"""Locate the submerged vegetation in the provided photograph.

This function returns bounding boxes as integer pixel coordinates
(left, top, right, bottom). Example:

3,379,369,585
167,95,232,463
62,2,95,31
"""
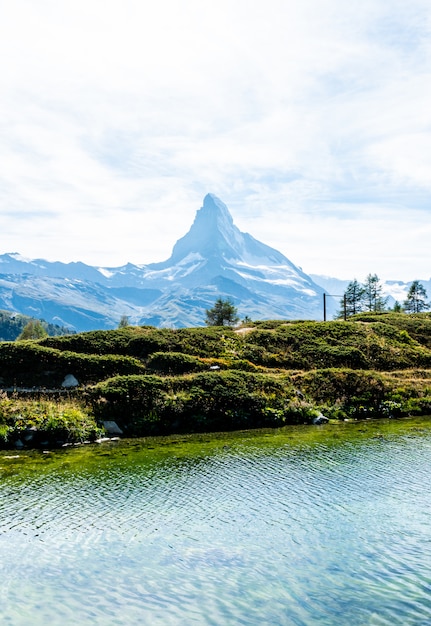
1,312,431,447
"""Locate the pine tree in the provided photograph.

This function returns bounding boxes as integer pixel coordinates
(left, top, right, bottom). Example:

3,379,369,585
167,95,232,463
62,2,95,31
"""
205,298,239,327
403,280,429,313
340,279,364,318
362,274,387,312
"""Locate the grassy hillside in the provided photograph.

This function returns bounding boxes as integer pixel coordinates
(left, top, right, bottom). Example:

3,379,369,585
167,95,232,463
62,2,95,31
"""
1,312,431,447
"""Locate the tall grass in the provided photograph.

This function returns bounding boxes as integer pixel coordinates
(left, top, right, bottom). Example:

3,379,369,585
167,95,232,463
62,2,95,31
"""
0,392,103,447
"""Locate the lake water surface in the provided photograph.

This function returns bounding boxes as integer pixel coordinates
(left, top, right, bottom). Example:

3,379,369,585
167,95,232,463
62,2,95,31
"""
1,418,431,625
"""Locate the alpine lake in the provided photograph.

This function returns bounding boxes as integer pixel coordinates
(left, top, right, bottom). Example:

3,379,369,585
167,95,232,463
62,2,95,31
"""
1,416,431,626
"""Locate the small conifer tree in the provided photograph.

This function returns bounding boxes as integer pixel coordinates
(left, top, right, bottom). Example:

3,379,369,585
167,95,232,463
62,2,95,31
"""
362,274,387,312
403,280,429,313
339,279,364,318
205,298,239,327
118,315,129,328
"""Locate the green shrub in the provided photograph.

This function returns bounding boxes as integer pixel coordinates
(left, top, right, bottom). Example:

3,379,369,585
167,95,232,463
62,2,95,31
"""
146,352,206,375
226,359,259,372
168,371,299,430
90,375,170,436
41,328,134,355
293,368,388,417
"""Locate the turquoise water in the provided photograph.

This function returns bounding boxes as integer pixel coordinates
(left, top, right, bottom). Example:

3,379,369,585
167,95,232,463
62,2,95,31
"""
1,419,431,625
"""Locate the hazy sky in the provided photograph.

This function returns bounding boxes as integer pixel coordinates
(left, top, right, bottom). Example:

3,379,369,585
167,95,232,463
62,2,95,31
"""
1,0,431,281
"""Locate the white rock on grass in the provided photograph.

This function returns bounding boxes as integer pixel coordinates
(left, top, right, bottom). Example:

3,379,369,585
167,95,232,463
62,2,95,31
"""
61,374,79,388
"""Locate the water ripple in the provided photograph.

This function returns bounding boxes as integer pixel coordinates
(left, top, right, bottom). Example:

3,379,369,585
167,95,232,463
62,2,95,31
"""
1,425,431,624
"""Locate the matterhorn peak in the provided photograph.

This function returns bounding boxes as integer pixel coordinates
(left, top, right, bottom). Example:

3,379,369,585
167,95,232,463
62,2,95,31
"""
164,193,241,264
200,193,234,224
161,193,294,268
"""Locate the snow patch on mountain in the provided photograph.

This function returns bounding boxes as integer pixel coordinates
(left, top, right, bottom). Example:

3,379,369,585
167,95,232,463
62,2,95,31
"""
98,268,115,278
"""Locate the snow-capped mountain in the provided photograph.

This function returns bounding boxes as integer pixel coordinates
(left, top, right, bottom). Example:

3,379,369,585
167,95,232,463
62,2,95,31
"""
0,194,333,330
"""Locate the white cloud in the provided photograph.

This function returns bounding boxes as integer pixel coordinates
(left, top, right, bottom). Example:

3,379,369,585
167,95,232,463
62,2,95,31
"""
0,0,430,281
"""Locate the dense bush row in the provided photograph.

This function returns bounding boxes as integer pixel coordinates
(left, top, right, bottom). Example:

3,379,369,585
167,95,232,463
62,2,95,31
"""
89,371,314,436
38,314,431,373
88,366,431,437
41,326,239,359
240,319,431,370
0,342,145,387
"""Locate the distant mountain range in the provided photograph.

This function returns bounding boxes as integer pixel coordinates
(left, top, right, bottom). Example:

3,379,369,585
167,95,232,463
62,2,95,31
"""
0,194,428,331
